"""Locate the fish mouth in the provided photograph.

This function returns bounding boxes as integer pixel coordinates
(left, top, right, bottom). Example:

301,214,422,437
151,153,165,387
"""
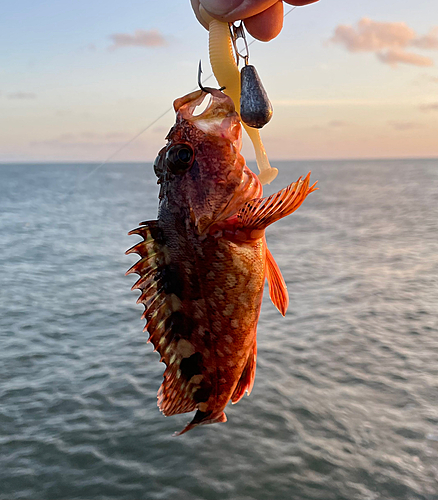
173,89,240,142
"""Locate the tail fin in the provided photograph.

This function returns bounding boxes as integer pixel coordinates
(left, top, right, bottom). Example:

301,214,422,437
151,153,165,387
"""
174,410,227,436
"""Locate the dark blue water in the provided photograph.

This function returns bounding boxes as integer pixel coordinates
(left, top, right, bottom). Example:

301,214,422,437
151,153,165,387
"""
1,159,437,500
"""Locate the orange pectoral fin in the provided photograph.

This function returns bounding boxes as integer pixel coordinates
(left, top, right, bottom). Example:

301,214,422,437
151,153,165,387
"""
266,247,289,316
231,342,257,404
238,172,317,231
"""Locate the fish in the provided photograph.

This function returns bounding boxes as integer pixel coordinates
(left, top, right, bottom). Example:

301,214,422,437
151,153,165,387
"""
126,87,317,435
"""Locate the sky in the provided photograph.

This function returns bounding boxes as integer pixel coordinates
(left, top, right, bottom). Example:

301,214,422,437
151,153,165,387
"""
1,0,438,162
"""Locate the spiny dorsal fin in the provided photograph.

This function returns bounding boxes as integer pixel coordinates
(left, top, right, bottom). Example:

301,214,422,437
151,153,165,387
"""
126,220,171,348
237,172,317,231
231,341,257,404
265,247,289,316
127,220,203,418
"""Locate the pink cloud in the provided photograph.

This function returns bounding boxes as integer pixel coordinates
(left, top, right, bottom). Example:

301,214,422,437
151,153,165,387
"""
330,18,437,67
412,28,438,49
377,49,433,67
388,121,422,131
328,120,348,127
412,74,438,86
419,103,438,112
8,92,37,99
108,29,167,50
331,18,416,52
30,131,132,149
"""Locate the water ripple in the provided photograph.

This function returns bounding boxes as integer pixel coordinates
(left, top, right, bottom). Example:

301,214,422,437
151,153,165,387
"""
1,161,437,499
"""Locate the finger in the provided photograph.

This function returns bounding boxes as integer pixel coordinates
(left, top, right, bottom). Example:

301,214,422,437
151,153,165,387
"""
191,0,209,30
200,0,278,23
243,1,284,42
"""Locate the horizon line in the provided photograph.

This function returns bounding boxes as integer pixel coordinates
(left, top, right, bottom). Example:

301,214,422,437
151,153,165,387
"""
1,156,438,165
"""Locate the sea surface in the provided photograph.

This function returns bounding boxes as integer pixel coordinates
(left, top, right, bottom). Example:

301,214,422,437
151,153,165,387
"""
0,159,437,500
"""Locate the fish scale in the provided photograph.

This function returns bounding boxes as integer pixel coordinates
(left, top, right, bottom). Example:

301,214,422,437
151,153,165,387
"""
127,87,317,435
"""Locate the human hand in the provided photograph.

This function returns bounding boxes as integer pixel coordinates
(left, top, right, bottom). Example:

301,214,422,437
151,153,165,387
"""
191,0,320,42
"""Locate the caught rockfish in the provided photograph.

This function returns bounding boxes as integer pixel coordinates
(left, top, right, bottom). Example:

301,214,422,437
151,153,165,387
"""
126,88,317,435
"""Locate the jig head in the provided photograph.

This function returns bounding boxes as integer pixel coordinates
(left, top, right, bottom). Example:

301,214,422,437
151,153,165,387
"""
230,22,273,129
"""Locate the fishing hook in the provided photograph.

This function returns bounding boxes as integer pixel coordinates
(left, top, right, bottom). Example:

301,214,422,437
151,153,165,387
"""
198,60,225,93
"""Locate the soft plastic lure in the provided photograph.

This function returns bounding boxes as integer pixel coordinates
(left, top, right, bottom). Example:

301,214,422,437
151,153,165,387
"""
200,7,278,185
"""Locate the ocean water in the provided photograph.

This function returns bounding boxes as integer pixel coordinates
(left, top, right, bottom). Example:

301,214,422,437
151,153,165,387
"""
0,159,437,500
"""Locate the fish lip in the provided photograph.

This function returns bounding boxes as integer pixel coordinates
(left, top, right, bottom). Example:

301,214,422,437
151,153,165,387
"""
173,89,239,137
173,88,234,116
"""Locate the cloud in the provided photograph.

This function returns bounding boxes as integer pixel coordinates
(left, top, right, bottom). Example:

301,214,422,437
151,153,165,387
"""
412,28,438,49
419,74,438,84
377,50,433,67
108,29,167,50
103,132,131,140
7,92,37,99
411,73,438,86
30,131,132,149
328,120,348,127
330,18,437,67
331,18,415,52
307,121,352,132
419,103,438,112
272,98,392,106
388,121,422,130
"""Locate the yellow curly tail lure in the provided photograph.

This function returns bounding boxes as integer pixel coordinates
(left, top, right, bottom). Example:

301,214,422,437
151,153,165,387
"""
200,7,278,185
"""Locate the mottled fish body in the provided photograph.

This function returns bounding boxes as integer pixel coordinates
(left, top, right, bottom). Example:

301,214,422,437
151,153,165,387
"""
127,88,316,434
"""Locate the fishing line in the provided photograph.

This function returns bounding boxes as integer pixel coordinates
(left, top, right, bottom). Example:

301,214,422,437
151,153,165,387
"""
64,106,174,199
67,6,297,196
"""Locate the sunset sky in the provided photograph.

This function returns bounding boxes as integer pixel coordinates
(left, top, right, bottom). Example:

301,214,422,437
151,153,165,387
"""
1,0,438,162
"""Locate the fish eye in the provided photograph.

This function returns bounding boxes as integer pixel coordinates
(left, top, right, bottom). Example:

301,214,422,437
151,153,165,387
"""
165,144,194,175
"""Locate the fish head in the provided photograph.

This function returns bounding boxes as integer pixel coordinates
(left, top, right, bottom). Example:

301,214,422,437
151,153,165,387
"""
154,88,262,234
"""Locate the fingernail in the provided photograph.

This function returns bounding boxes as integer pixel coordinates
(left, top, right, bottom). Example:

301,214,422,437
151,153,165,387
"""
200,0,244,16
